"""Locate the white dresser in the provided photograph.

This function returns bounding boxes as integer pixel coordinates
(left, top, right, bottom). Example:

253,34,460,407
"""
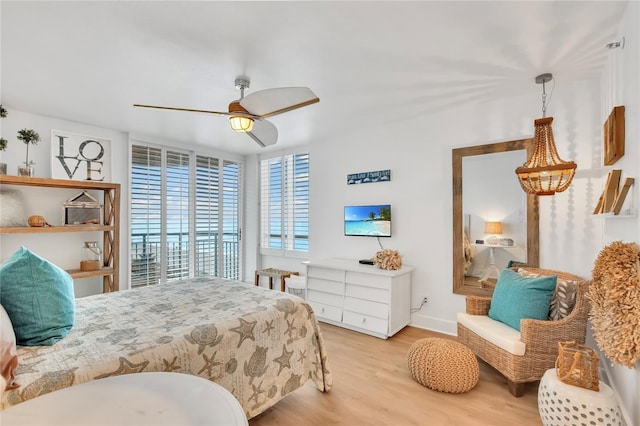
304,258,413,339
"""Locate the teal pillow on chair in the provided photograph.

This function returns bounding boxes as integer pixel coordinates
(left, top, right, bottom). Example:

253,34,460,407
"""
488,268,556,331
0,247,75,346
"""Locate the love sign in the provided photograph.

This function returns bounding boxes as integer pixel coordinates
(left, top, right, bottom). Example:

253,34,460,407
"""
51,130,111,181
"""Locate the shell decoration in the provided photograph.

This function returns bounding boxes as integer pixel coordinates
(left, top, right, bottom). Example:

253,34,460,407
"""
374,249,402,270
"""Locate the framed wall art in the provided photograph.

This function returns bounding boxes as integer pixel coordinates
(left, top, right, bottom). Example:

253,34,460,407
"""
347,169,391,185
603,105,625,166
51,130,111,181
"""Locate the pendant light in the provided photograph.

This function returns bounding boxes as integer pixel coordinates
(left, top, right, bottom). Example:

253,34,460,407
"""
516,73,577,196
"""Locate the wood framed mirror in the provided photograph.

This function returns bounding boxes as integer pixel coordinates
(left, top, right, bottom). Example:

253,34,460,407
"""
452,138,539,296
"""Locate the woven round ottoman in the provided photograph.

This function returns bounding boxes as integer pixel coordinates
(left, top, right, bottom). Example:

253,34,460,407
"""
407,337,479,393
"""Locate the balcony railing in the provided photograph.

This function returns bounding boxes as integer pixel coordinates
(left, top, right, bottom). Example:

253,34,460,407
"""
131,232,239,287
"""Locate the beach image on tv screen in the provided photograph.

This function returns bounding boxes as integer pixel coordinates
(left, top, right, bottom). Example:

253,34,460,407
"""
344,204,391,237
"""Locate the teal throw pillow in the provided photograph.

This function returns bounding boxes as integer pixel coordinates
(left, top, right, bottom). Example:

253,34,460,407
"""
0,247,75,346
488,268,556,331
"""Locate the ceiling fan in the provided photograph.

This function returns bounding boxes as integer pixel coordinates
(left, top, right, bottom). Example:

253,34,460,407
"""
134,77,319,147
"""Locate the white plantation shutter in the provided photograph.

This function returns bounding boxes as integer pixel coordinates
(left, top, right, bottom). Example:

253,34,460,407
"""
131,144,242,286
222,160,241,279
261,157,283,250
260,153,309,255
165,150,190,281
195,155,219,277
290,154,309,251
130,145,162,287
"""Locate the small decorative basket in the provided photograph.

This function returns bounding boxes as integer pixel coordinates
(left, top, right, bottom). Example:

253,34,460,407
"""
555,341,599,391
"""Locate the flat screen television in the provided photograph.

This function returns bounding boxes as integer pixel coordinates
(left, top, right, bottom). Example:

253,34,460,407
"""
344,204,391,237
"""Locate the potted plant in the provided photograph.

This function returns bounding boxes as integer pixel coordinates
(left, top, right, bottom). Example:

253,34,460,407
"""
17,128,40,177
0,105,7,174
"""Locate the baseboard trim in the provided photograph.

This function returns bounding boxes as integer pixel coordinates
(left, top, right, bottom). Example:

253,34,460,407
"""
409,313,456,336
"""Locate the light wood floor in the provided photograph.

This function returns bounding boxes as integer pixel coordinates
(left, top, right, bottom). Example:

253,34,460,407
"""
250,324,542,426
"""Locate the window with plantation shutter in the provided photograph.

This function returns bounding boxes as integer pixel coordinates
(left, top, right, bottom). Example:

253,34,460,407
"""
222,160,241,278
195,155,220,278
165,150,190,281
260,153,309,255
131,144,242,287
131,145,162,287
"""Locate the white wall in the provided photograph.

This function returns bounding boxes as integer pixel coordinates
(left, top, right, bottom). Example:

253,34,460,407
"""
310,75,604,331
596,2,639,425
0,109,129,297
307,4,638,423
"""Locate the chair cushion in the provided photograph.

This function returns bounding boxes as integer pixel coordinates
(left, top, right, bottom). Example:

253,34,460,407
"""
457,312,526,356
488,268,556,331
0,247,75,346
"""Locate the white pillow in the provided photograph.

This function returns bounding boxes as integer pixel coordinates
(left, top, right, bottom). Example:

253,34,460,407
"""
0,190,27,227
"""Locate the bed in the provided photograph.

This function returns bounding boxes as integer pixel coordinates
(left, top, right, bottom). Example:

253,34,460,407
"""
1,276,332,419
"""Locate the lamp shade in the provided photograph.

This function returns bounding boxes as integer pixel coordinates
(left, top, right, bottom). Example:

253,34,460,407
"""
516,117,577,196
484,221,502,235
228,99,254,132
229,116,254,132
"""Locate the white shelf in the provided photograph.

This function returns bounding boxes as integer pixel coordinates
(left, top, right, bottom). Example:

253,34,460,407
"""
592,209,637,219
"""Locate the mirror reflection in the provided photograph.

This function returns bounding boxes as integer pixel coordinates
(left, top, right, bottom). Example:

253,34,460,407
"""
453,139,539,297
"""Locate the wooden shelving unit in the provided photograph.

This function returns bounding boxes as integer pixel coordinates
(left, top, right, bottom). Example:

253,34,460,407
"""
0,225,114,234
0,175,120,292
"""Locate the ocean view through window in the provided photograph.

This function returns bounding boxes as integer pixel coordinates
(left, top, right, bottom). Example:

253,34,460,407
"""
131,144,242,287
260,152,309,256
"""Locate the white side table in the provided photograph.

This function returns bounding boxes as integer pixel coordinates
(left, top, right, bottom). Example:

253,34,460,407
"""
538,369,622,426
1,372,248,426
471,244,518,282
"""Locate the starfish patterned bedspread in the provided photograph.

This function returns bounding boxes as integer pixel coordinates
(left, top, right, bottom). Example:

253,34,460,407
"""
1,277,333,418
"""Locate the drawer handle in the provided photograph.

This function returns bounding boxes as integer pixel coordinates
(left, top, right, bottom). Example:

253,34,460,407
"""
361,318,366,323
321,307,325,313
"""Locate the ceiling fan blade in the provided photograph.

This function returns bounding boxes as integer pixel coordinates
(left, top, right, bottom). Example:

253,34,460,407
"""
133,103,236,117
247,119,278,147
240,87,319,118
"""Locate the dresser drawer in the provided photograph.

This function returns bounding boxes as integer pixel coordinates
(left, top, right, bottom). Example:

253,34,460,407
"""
308,300,342,322
307,289,342,307
345,284,388,304
343,296,388,319
307,277,343,295
345,271,390,289
308,266,344,282
343,311,388,335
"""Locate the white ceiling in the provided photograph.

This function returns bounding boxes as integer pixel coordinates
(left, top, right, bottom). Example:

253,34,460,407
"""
0,1,629,155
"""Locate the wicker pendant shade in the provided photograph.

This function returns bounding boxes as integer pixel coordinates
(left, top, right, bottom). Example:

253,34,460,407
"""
516,74,577,196
516,117,576,195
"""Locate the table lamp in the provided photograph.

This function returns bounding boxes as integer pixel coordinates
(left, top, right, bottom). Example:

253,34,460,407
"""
484,221,502,245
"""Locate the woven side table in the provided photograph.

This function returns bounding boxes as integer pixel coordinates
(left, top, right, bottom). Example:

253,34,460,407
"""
538,369,622,426
407,337,479,393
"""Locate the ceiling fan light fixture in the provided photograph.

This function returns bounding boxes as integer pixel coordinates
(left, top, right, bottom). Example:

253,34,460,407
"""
228,99,254,132
229,115,254,132
516,73,577,196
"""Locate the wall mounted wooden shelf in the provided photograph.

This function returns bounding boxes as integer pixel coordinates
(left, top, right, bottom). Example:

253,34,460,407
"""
0,175,120,292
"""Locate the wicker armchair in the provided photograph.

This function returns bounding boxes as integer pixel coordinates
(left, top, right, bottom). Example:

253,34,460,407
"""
457,268,590,397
